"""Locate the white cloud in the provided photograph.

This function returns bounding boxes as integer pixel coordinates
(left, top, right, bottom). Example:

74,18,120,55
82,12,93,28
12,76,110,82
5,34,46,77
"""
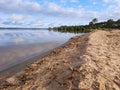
70,0,78,3
103,0,110,3
9,14,31,22
0,18,2,23
31,19,43,25
0,0,120,27
93,1,97,5
60,0,78,3
0,0,41,14
43,2,83,19
60,0,67,4
2,14,31,26
101,0,120,20
103,0,120,5
0,0,83,19
1,0,119,21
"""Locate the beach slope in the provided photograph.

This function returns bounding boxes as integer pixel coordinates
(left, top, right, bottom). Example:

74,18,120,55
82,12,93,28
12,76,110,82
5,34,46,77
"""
0,30,120,90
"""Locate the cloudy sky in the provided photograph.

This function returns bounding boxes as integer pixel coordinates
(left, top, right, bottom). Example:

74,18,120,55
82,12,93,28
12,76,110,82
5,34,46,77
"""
0,0,120,28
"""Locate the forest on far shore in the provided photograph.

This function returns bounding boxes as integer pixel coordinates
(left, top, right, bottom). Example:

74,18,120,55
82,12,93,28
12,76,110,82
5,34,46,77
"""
48,18,120,33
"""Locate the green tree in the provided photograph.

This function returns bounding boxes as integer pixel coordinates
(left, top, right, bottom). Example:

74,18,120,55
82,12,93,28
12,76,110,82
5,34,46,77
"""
116,19,120,23
89,18,98,29
92,18,98,24
106,19,114,28
107,19,114,23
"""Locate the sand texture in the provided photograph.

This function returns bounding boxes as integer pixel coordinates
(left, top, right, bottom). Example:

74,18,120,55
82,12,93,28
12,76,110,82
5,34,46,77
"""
0,30,120,90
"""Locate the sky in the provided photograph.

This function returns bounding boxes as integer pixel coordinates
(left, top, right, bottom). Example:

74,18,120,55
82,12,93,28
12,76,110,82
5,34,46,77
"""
0,0,120,28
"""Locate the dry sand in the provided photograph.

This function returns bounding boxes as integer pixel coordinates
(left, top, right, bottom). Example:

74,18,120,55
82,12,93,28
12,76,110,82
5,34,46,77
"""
0,30,120,90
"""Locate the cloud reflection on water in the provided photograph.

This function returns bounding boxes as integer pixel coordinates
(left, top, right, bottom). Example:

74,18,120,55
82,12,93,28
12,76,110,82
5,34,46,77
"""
0,30,78,46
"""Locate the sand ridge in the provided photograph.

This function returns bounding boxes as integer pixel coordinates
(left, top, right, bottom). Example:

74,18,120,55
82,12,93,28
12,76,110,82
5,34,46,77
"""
0,30,120,90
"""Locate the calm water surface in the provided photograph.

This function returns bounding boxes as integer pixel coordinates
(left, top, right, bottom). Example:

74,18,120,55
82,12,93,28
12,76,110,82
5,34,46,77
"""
0,29,80,71
0,30,78,46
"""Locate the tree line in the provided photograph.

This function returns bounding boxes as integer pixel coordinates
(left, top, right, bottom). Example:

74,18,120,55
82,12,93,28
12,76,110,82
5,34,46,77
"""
48,18,120,33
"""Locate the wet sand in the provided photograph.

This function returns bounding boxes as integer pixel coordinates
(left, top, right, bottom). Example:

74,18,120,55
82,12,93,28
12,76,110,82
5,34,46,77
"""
0,41,69,82
0,41,66,72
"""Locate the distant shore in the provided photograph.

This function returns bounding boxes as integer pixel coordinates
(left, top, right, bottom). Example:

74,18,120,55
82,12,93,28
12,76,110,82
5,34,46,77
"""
0,30,120,90
0,27,48,30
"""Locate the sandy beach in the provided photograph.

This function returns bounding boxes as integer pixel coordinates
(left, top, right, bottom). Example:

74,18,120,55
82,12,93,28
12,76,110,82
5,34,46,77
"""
0,30,120,90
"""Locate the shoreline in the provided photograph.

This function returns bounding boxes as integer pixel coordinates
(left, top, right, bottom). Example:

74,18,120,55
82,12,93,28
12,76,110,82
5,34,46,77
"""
0,30,120,90
0,41,67,72
0,39,73,81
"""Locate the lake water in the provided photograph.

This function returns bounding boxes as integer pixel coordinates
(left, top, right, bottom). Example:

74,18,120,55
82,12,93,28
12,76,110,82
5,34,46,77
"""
0,30,78,46
0,29,80,71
